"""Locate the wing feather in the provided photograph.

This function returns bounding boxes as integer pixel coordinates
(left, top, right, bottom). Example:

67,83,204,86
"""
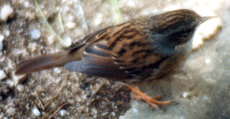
65,21,167,80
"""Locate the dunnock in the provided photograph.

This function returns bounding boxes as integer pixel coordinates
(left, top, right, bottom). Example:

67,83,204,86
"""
15,9,212,109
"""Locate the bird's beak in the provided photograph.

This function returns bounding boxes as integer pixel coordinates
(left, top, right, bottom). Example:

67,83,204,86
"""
201,16,216,23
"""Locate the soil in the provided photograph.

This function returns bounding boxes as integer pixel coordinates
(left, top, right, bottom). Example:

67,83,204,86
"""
0,0,137,118
1,0,228,119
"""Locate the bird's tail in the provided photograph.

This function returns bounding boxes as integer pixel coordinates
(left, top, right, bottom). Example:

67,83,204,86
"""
15,51,71,75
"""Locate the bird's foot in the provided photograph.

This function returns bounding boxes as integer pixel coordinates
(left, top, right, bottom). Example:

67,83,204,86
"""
127,86,173,110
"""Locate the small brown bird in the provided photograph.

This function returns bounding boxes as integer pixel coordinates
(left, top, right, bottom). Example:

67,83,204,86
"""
15,9,212,109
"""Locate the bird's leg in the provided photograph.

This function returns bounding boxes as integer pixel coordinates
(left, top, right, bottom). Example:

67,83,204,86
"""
127,86,173,110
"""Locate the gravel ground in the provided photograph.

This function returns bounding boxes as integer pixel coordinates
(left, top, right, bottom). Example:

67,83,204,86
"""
0,0,229,119
1,0,131,118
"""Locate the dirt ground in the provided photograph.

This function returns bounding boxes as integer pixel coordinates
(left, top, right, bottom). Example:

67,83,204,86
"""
1,0,229,119
0,0,134,118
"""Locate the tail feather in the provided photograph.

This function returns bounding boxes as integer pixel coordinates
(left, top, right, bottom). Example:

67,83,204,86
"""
15,51,71,75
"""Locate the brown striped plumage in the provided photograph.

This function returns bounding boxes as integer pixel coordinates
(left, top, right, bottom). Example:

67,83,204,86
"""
15,9,210,85
15,9,213,109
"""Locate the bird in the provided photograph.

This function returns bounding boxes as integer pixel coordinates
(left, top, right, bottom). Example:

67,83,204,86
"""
15,9,212,109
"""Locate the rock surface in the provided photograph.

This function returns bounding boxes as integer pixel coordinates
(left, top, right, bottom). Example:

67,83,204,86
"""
0,0,229,119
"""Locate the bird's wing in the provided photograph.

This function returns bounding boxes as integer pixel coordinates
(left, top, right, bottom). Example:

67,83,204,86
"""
64,21,167,79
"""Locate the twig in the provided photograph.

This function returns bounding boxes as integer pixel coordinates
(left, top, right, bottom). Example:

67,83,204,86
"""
34,91,45,110
34,0,68,47
44,71,69,108
77,0,89,33
42,102,67,119
48,102,67,119
109,0,123,23
87,79,106,106
58,10,64,32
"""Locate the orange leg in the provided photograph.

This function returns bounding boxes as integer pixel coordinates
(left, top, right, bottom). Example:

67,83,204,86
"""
127,86,173,110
